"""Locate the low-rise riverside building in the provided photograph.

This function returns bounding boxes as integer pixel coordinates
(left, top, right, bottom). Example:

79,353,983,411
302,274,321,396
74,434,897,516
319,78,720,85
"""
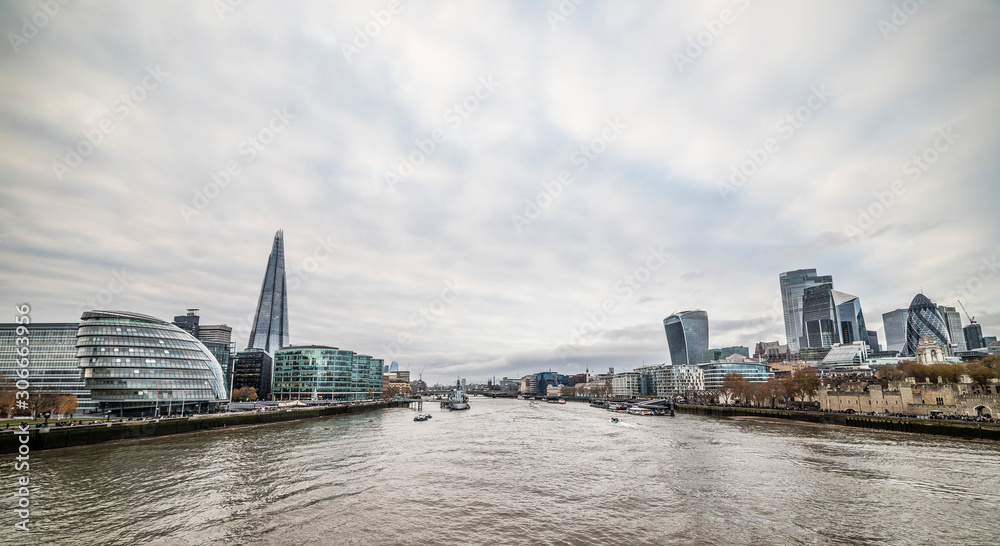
612,371,641,398
272,345,383,401
698,355,773,390
636,363,704,397
819,377,1000,417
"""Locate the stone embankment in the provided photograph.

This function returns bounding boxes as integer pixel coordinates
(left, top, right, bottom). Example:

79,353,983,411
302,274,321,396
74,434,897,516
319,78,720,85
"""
676,404,1000,441
0,401,394,454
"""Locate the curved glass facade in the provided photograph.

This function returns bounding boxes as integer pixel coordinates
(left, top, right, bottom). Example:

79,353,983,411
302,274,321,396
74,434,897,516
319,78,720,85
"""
77,310,228,415
904,294,951,357
663,310,709,365
698,362,773,390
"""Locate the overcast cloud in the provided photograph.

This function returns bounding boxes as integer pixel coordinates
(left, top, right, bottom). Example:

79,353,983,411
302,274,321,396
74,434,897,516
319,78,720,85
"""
1,1,998,385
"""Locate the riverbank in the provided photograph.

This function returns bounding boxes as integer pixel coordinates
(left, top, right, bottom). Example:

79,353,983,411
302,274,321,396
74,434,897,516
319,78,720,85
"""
0,400,396,454
676,404,1000,441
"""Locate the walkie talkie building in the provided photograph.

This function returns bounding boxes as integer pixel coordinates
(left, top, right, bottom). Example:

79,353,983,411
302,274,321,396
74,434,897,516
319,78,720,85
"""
663,310,709,366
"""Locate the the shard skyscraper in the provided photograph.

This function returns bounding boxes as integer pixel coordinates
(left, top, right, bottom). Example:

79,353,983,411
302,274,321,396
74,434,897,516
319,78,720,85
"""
248,230,290,354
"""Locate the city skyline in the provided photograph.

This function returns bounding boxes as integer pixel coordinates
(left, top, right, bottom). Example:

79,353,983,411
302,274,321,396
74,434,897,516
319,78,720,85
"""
2,2,999,385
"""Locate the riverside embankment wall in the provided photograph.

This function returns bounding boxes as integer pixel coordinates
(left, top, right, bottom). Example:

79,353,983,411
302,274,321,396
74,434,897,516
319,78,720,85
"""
1,401,394,454
676,404,1000,441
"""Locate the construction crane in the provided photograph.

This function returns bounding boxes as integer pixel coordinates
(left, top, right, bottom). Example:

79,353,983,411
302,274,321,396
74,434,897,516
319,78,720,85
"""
419,364,426,381
958,300,976,324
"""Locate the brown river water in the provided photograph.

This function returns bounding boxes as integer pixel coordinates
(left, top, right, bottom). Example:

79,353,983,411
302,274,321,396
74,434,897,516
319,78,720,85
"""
3,397,999,545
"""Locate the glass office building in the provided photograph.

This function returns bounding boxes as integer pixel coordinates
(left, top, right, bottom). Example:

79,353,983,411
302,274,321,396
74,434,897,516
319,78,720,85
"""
272,346,384,401
882,308,908,353
779,269,833,353
698,361,773,390
0,322,95,411
904,294,951,357
663,310,709,365
802,284,839,349
937,305,966,353
636,364,704,397
248,230,290,354
964,323,985,351
76,311,228,415
802,285,869,350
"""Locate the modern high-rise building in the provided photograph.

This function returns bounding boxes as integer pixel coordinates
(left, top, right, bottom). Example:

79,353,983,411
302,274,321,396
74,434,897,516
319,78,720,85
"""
0,322,95,411
248,230,290,354
866,330,881,353
779,269,833,352
937,305,966,353
801,284,838,349
76,310,228,416
801,284,869,350
882,309,908,353
964,323,985,350
904,294,951,357
663,310,709,365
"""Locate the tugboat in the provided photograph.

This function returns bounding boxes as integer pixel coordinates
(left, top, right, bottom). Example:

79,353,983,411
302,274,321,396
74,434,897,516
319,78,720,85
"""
440,379,470,410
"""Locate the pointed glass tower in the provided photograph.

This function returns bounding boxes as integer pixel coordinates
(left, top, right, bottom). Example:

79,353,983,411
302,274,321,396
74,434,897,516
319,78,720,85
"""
248,230,290,354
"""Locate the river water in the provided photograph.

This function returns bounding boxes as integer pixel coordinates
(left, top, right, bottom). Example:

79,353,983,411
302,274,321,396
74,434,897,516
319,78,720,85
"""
4,398,1000,545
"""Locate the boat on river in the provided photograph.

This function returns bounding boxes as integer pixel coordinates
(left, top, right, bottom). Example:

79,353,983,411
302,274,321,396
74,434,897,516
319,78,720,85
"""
413,413,430,421
441,380,470,410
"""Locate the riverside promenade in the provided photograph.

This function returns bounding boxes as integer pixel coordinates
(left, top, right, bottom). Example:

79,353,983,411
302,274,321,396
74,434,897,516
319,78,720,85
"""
677,404,1000,441
0,400,398,454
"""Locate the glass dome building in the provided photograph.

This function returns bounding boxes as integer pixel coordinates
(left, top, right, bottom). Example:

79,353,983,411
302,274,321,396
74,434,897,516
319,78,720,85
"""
76,310,228,415
904,294,952,357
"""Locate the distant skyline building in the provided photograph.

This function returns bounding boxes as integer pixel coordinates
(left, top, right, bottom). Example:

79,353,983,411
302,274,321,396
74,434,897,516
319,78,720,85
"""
866,330,881,353
801,284,869,350
779,269,833,352
663,310,709,366
172,309,201,337
802,284,838,349
937,305,966,353
702,346,750,363
248,230,290,355
904,294,951,357
964,323,985,350
882,309,908,353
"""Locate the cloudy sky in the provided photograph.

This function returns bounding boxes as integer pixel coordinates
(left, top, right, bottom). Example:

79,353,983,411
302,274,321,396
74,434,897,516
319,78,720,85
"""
1,1,998,385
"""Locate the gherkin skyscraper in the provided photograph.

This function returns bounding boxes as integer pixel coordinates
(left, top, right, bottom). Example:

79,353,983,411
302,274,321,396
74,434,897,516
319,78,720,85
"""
248,230,290,354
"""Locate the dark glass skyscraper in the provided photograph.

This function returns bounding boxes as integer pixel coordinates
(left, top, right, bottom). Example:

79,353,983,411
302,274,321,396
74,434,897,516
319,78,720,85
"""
904,294,951,357
663,310,709,365
779,269,833,353
964,323,985,350
802,284,838,349
248,230,290,354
